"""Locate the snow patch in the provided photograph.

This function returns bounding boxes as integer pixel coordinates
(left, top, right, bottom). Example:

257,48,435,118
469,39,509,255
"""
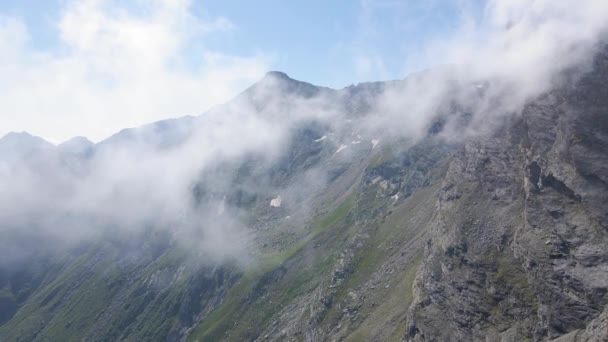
351,140,361,145
391,193,400,201
334,144,348,154
314,135,327,142
270,196,282,207
371,139,379,149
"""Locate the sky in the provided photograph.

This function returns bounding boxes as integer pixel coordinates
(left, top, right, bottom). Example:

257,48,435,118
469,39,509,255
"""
0,0,484,85
0,0,487,142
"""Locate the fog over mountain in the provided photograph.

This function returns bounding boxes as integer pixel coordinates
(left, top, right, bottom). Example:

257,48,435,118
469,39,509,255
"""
1,1,608,341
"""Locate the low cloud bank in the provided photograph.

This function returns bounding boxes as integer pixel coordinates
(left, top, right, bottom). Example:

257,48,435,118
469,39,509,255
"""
1,0,607,267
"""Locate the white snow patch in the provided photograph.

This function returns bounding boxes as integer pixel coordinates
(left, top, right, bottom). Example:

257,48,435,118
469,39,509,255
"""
391,193,400,201
334,144,348,154
314,135,327,142
475,83,484,89
371,139,379,149
270,196,282,207
285,216,291,220
351,140,361,145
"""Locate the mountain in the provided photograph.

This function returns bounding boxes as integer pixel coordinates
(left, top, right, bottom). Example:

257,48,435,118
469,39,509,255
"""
0,132,54,164
1,49,608,342
58,137,94,156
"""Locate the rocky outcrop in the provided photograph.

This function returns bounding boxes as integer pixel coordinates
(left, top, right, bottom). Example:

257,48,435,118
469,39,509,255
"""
406,48,608,341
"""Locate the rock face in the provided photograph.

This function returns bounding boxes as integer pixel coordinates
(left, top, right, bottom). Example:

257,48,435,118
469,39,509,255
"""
2,50,608,341
405,49,608,342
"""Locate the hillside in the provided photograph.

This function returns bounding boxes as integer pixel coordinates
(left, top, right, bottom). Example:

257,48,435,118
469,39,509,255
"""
1,47,608,342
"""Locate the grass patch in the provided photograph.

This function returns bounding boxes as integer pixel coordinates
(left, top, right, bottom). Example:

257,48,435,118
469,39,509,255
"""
188,195,356,341
370,148,394,167
345,251,423,342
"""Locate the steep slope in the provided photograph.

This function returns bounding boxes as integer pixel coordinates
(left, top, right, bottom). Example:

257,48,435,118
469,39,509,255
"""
406,47,608,342
0,71,378,341
1,49,608,342
184,49,608,341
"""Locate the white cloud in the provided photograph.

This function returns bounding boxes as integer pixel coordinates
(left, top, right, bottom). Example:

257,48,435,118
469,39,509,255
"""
356,0,608,143
1,0,608,267
0,0,269,142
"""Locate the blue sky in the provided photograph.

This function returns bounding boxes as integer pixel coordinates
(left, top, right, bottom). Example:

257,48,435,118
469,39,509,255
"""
0,0,503,142
0,0,484,88
0,0,606,144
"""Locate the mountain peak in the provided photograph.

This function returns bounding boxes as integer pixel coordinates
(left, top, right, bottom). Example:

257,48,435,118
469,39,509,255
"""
245,70,326,100
0,131,53,147
1,131,34,140
0,131,54,162
59,136,93,150
58,136,94,157
263,70,291,81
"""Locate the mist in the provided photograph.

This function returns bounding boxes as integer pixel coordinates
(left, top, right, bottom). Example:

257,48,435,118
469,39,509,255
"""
1,0,608,269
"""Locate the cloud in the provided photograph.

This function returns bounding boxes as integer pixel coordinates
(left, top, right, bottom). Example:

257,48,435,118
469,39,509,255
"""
354,0,608,143
1,0,608,269
444,0,608,82
0,0,269,142
0,72,344,267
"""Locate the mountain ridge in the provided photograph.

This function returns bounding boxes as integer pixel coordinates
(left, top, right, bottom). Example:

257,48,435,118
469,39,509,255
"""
1,47,608,341
0,69,424,147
